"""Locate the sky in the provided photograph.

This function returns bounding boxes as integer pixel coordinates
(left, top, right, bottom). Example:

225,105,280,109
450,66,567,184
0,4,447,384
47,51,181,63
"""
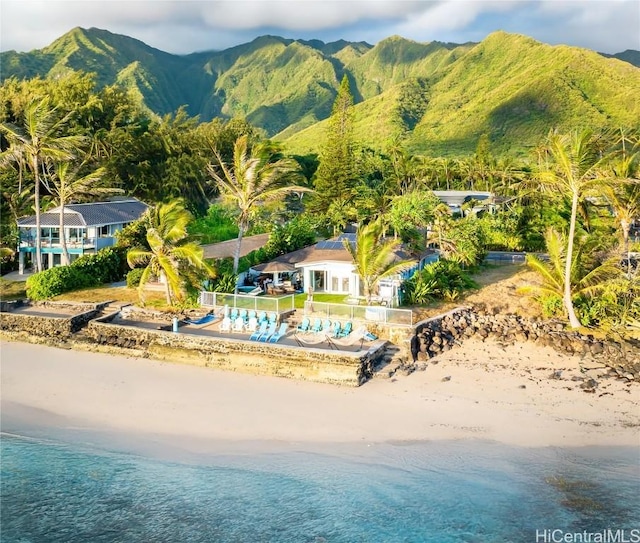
1,0,639,56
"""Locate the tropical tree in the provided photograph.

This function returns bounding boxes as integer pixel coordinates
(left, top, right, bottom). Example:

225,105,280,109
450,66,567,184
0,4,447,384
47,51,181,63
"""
343,220,414,303
206,134,310,275
534,129,611,328
601,138,640,276
521,228,621,321
0,97,85,272
126,200,215,305
46,160,118,265
311,75,357,215
388,190,440,243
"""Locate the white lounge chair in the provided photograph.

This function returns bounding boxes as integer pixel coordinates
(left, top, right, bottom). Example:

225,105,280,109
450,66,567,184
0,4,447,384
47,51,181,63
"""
233,316,245,332
219,317,232,332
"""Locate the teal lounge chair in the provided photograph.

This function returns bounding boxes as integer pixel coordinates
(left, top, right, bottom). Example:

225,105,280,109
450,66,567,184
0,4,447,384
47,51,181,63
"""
268,312,278,325
311,318,322,333
338,321,352,338
296,317,310,332
257,311,267,324
250,322,267,341
259,323,277,342
322,319,332,333
239,309,248,323
331,321,341,337
268,323,288,343
230,308,239,321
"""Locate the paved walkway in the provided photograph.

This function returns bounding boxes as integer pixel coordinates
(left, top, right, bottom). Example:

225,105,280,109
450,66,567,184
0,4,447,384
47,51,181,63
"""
2,270,33,281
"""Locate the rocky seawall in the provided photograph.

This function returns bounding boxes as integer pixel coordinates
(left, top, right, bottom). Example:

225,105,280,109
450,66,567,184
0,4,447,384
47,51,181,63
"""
406,307,640,383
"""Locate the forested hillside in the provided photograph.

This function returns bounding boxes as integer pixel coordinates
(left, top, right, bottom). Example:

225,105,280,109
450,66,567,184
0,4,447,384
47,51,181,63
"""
2,27,639,156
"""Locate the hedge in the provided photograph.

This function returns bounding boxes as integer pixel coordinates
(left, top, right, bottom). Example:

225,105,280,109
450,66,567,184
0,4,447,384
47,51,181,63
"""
26,247,129,300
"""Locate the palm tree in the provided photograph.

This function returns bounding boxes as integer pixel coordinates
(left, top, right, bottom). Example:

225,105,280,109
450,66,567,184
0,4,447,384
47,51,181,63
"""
0,97,85,272
206,134,310,275
343,220,414,304
535,129,611,328
521,228,621,318
126,200,215,306
47,160,119,265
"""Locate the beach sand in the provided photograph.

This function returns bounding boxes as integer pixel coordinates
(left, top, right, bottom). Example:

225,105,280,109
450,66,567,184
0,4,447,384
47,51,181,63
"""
1,339,639,452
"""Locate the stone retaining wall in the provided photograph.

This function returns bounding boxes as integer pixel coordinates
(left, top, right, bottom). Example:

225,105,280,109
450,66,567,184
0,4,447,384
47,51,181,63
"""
87,317,384,386
0,301,105,338
413,307,640,381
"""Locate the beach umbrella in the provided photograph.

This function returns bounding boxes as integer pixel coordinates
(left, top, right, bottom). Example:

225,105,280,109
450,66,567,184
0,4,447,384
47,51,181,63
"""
255,261,297,285
257,261,297,273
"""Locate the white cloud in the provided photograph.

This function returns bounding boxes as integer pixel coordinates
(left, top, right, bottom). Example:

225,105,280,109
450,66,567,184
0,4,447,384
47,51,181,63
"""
0,0,637,54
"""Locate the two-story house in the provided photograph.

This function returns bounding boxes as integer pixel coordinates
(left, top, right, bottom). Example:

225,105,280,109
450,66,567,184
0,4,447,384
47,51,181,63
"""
16,197,148,274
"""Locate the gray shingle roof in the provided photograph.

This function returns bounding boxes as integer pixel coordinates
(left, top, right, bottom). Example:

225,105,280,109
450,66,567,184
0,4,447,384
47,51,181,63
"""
17,198,148,228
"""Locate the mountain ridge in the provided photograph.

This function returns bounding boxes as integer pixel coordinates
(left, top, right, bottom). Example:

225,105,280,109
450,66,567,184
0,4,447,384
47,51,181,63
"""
1,27,638,156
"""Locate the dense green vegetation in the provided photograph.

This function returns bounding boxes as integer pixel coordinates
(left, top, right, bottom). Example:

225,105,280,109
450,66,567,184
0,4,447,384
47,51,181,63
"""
1,36,639,337
26,246,128,300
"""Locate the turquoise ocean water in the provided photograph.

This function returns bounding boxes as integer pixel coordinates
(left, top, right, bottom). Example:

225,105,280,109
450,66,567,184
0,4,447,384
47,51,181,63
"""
1,433,638,543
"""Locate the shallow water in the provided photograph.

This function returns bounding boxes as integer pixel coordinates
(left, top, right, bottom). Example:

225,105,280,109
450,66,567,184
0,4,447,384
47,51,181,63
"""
1,433,639,543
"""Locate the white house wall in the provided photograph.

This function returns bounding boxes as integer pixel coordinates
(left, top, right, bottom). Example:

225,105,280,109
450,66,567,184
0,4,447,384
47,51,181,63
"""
300,263,359,296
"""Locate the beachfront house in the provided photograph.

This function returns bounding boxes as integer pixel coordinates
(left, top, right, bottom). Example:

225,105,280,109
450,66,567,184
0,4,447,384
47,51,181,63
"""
16,197,148,274
251,233,438,306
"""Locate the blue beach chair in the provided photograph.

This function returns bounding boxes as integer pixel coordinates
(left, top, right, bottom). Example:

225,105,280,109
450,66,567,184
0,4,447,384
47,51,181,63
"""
268,323,288,343
311,318,322,333
331,321,341,338
338,321,352,338
259,323,277,342
250,322,267,341
296,317,310,332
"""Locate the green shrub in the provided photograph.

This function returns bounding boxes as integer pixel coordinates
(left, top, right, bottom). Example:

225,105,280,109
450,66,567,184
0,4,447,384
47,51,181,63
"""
72,247,129,284
402,259,478,305
540,294,564,318
126,267,145,288
26,265,95,300
204,273,238,293
26,246,129,300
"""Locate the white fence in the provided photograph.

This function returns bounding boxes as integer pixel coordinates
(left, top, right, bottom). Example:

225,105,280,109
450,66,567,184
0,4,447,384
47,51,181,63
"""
199,292,295,314
303,301,413,326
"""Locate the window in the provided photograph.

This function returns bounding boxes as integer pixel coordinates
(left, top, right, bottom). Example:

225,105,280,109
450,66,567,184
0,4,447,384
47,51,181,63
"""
99,225,110,236
330,274,351,293
312,270,326,291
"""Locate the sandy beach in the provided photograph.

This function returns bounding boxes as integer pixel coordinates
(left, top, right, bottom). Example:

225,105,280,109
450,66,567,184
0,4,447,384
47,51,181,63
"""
1,339,639,452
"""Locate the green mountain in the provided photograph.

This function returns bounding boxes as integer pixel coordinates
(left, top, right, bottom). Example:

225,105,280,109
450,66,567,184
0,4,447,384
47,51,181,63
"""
2,27,639,157
285,32,640,157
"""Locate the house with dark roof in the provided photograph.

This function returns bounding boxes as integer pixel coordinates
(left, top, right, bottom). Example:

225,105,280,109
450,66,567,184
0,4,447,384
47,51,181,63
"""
251,233,438,306
432,191,493,216
16,197,148,274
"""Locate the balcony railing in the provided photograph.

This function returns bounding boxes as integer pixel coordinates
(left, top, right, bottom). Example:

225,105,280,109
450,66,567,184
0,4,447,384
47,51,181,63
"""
18,237,112,251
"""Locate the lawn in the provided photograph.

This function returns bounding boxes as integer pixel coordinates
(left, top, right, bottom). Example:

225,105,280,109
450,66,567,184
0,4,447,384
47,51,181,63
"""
293,292,348,309
53,284,168,307
0,278,27,301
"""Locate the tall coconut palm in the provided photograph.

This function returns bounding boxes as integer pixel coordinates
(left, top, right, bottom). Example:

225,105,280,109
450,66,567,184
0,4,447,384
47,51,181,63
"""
343,220,415,304
521,227,621,317
47,160,119,265
602,142,640,276
206,134,310,276
127,200,215,306
0,97,85,272
535,129,611,328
